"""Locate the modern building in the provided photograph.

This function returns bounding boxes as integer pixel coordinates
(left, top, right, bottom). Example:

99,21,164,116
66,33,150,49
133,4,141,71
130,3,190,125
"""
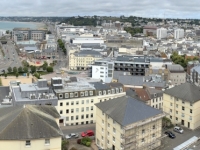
163,82,200,130
51,77,126,126
12,28,47,42
11,79,58,106
174,29,184,39
69,50,103,70
156,28,167,39
0,105,63,150
95,95,165,150
90,60,114,83
71,37,104,44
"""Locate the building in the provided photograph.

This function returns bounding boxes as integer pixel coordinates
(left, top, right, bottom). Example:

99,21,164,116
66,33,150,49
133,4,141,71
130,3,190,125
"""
90,61,114,83
51,77,126,126
0,105,63,150
163,82,200,129
167,64,186,85
174,29,184,39
95,95,165,150
156,28,167,39
189,64,200,86
69,50,103,70
134,86,163,109
143,26,157,36
11,79,58,106
12,28,47,42
71,37,104,44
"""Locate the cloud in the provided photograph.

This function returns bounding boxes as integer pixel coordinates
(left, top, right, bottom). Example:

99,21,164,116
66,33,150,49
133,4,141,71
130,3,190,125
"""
0,0,200,18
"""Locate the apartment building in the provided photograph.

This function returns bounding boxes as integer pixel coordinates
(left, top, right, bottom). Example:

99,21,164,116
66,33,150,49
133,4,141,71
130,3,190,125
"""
0,105,63,150
69,50,102,70
95,95,165,150
157,28,167,39
12,28,47,42
51,77,126,126
163,82,200,129
174,29,184,39
190,64,200,86
134,86,163,109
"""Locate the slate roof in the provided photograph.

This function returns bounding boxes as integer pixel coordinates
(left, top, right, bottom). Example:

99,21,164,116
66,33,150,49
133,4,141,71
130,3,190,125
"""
95,95,162,126
74,50,102,57
0,105,63,140
164,82,200,103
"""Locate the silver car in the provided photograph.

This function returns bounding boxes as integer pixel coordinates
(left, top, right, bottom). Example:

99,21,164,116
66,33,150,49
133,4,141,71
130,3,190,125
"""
174,126,184,133
65,133,79,139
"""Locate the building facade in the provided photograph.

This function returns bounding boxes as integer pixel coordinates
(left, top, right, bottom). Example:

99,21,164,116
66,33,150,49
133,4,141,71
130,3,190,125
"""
95,96,165,150
51,77,126,126
174,29,184,39
156,28,167,39
163,82,200,130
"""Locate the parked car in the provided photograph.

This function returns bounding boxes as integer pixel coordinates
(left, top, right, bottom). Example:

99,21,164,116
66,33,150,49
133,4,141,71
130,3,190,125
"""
81,130,94,137
165,131,176,139
65,133,79,139
174,126,184,134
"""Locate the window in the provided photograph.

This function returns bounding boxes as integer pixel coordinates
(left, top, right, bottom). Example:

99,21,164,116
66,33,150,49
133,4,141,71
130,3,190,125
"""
71,101,74,105
108,132,110,136
59,94,63,99
60,102,63,106
142,129,145,134
182,113,185,117
107,140,109,144
25,140,31,146
141,138,145,143
76,101,79,105
60,110,63,114
152,125,155,129
113,128,116,133
190,109,192,113
103,90,106,95
170,103,173,106
91,99,93,103
82,100,84,104
152,134,155,138
176,117,178,121
85,91,88,96
112,89,115,94
108,123,110,128
86,107,89,111
91,106,93,110
45,139,50,145
170,109,172,113
86,100,89,104
66,109,69,113
91,113,93,118
71,109,74,113
190,103,193,106
70,93,74,98
154,93,157,97
190,116,192,120
113,137,115,142
74,92,78,97
66,102,69,105
86,114,89,118
113,120,116,124
176,111,178,114
116,88,119,93
182,101,185,104
101,136,104,140
170,96,173,100
182,106,185,111
76,115,79,120
65,93,69,98
71,116,74,120
76,108,79,113
176,104,178,108
102,128,104,133
81,115,84,119
90,91,93,96
80,92,84,97
99,91,102,95
108,90,111,94
102,120,104,124
120,87,123,92
81,107,84,112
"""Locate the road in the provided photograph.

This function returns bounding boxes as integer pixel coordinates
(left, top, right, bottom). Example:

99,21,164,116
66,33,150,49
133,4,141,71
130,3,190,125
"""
0,39,22,72
61,124,95,135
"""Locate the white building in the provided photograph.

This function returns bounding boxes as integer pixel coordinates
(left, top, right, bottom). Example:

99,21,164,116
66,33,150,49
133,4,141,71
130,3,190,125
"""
71,38,104,44
174,29,184,39
156,28,167,39
91,61,114,83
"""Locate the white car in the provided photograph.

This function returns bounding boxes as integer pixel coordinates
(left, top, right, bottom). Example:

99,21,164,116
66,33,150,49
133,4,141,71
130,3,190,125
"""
174,126,184,134
65,133,79,139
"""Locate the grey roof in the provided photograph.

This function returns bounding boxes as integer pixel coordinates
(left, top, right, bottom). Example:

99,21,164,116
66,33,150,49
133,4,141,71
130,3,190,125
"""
191,65,200,74
91,82,110,90
95,95,162,126
74,50,102,57
0,105,62,140
24,46,38,51
164,82,200,103
0,86,9,102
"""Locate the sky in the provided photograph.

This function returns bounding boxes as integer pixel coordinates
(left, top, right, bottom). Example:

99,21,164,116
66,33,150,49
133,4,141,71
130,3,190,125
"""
1,0,200,19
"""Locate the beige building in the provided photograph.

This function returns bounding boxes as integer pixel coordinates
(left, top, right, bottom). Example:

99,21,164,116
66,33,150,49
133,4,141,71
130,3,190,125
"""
0,105,63,150
163,82,200,129
52,77,126,126
95,95,165,150
69,50,102,70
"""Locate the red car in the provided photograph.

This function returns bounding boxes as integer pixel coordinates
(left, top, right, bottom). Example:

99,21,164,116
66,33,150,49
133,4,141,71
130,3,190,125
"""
81,130,94,137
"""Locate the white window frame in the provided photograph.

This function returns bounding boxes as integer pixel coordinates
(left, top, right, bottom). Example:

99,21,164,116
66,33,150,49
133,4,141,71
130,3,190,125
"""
45,139,50,145
65,93,69,98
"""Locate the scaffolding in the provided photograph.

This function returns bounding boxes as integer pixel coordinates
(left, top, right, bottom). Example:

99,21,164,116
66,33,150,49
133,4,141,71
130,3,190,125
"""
121,113,166,150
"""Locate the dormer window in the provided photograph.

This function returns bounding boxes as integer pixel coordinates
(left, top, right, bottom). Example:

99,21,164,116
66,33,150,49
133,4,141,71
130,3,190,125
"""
103,90,106,95
99,91,102,95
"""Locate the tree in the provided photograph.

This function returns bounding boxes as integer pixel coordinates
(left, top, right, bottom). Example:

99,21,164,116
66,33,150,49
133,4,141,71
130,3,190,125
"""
162,117,172,128
18,66,23,73
47,31,52,34
34,72,40,79
61,140,69,150
42,65,47,71
30,66,36,73
7,67,12,73
13,67,17,73
15,72,19,78
4,73,7,79
27,72,30,78
23,66,28,73
6,30,9,34
47,66,53,72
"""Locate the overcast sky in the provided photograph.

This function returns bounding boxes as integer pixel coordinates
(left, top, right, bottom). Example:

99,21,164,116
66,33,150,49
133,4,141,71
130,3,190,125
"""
1,0,200,19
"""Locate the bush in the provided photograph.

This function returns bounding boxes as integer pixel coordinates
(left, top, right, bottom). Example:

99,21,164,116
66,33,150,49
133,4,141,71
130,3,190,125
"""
47,66,53,72
81,137,92,145
86,142,91,147
77,139,81,144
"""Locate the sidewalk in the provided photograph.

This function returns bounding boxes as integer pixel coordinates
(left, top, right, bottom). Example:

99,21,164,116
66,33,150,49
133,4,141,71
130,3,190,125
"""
91,140,98,150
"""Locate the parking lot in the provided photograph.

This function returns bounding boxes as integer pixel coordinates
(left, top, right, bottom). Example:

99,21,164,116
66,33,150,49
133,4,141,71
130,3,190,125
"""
159,126,200,150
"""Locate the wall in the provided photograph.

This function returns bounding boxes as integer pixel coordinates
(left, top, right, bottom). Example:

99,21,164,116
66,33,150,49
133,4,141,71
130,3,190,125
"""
0,137,61,150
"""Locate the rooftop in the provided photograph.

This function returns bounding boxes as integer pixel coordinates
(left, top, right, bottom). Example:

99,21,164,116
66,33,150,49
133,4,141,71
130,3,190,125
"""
95,95,163,126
